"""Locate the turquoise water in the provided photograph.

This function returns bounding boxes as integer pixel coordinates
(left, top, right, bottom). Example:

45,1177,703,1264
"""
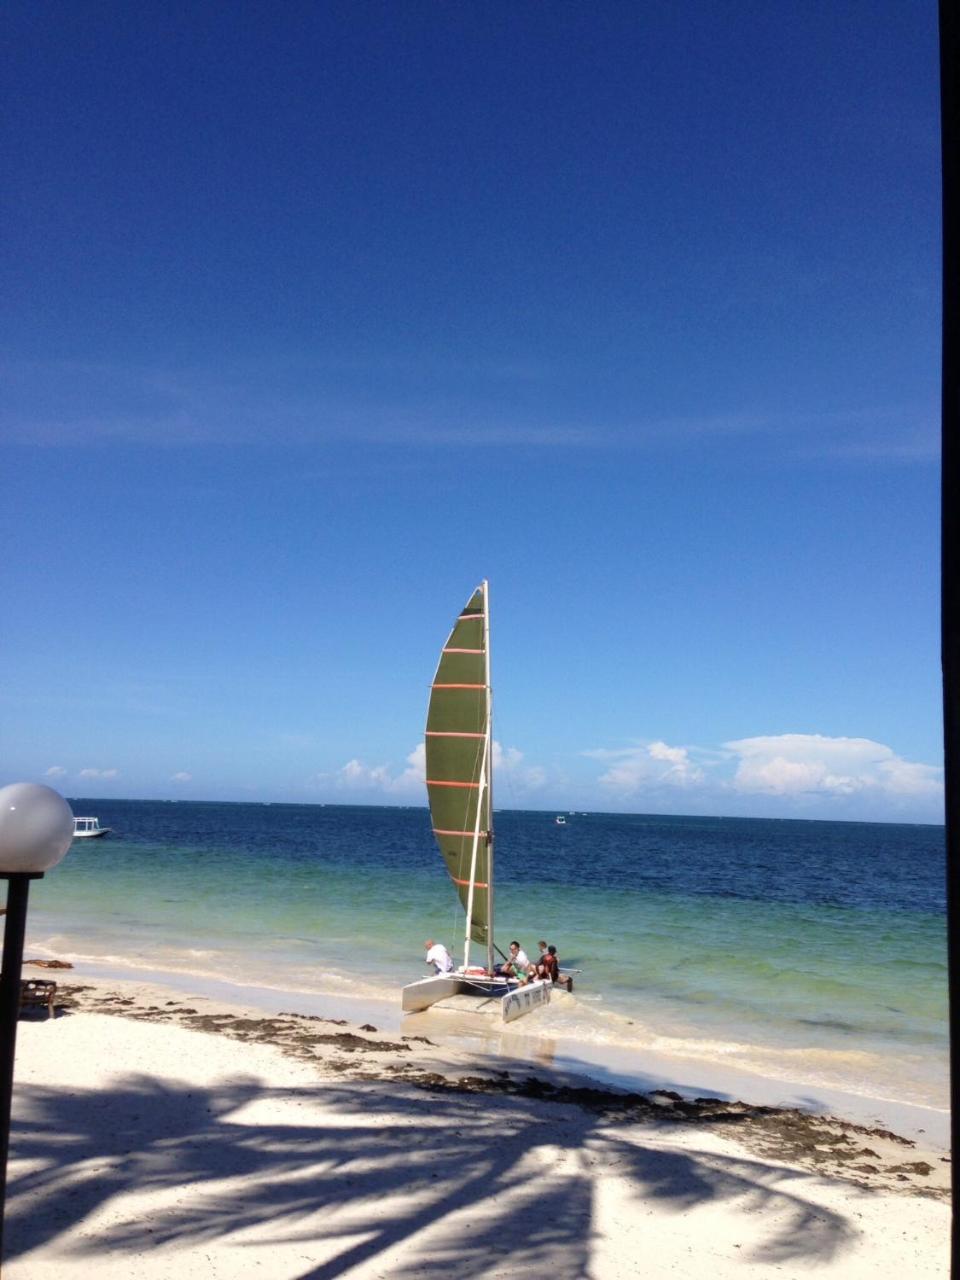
23,800,947,1107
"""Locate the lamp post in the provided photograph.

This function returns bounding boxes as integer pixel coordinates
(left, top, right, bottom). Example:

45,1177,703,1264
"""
0,783,74,1272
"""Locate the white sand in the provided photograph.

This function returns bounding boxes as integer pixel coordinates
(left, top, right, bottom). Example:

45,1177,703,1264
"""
2,976,950,1279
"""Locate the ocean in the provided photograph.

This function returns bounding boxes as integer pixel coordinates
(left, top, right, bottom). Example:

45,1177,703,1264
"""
23,799,947,1112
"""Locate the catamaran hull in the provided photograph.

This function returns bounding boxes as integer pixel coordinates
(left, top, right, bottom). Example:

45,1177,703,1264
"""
401,974,467,1012
401,975,551,1022
501,978,551,1022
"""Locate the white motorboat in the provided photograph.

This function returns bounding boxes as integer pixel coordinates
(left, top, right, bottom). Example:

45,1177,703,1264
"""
73,816,111,839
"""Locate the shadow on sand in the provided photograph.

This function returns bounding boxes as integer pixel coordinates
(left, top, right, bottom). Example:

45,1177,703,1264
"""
7,1068,859,1278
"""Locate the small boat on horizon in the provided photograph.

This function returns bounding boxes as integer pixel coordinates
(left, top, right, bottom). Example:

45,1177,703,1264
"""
73,816,111,839
555,814,566,825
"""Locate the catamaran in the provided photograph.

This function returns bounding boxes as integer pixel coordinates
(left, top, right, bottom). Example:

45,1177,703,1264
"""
401,581,551,1024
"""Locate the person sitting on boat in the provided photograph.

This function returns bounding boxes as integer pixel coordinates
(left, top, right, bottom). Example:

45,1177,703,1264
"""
542,944,573,990
536,948,559,982
424,940,454,974
532,940,555,980
499,940,529,978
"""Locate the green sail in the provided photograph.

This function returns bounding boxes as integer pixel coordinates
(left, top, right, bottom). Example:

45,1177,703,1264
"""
425,585,491,949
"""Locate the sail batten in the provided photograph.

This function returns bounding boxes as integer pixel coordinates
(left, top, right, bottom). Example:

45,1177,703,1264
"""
425,582,492,954
426,732,486,739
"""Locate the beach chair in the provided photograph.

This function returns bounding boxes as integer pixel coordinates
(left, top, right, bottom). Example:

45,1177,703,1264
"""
19,978,57,1019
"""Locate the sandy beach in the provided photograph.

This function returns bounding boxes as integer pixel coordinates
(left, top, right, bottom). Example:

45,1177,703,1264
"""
2,969,949,1279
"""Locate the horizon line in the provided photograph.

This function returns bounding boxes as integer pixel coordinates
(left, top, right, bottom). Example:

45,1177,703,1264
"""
61,794,946,829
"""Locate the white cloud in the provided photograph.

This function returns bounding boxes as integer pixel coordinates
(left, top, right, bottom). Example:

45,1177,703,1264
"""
876,756,944,797
316,739,545,799
327,752,420,794
332,744,425,795
393,743,427,790
588,741,706,794
491,740,546,791
44,765,67,778
582,732,942,819
725,734,943,802
335,758,394,790
170,771,192,783
78,767,119,780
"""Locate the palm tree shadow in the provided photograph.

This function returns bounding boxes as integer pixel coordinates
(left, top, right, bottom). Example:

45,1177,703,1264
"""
7,1071,857,1277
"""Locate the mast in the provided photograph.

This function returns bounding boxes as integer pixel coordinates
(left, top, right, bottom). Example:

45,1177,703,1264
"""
484,580,495,975
462,746,484,971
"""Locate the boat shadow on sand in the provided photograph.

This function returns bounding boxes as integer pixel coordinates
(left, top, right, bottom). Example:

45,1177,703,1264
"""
6,1065,875,1279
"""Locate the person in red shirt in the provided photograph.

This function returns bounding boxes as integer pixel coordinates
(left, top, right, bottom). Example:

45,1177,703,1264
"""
536,944,573,990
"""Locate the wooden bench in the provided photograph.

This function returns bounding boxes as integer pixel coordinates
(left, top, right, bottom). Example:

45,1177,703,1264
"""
20,978,57,1018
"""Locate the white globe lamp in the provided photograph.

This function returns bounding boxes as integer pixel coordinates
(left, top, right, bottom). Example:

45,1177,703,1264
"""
0,781,75,1264
0,783,74,874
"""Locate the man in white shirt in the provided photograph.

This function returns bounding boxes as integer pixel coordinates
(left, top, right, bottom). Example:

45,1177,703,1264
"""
502,940,529,977
424,939,454,974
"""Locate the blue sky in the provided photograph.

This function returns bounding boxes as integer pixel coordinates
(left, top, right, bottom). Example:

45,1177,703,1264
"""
1,3,942,822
